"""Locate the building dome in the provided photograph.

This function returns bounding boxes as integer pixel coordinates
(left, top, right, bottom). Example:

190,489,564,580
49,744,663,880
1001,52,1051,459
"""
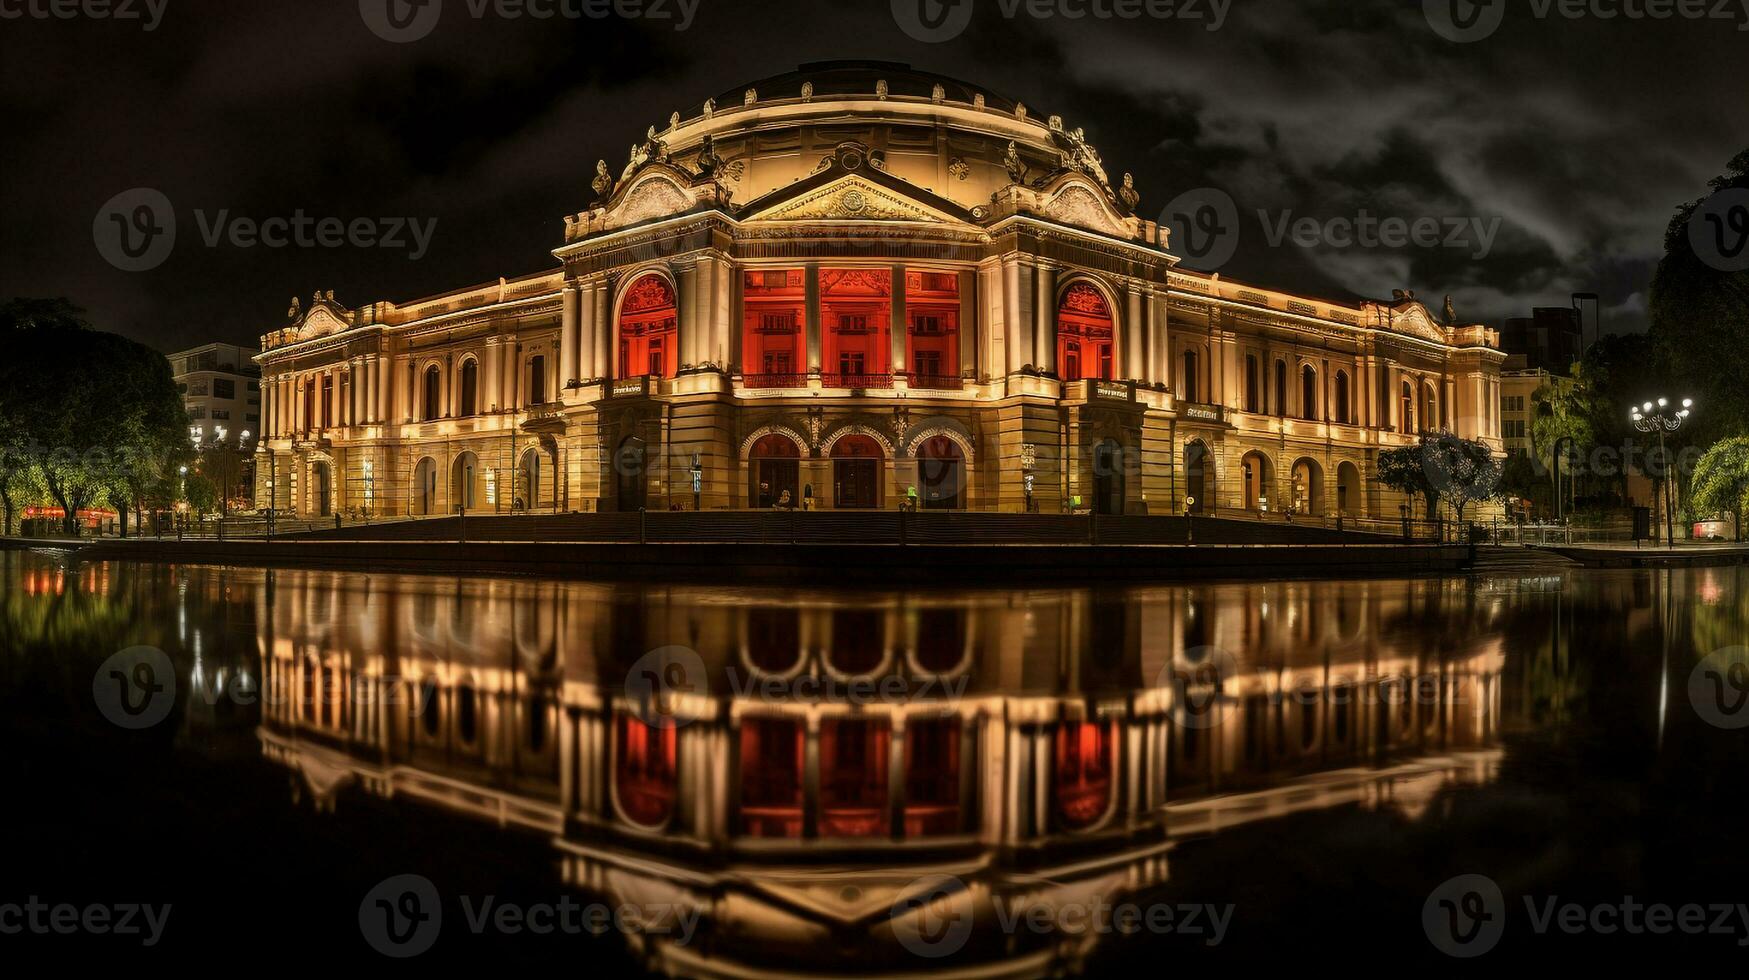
603,60,1120,219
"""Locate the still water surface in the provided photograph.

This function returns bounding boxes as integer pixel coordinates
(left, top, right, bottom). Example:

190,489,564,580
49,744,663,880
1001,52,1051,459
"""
4,551,1748,970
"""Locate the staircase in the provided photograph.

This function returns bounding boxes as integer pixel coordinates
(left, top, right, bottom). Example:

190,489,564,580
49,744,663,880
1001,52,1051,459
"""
1467,545,1581,575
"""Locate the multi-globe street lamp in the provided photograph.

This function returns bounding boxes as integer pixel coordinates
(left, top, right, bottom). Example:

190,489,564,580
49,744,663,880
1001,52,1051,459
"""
1631,397,1691,548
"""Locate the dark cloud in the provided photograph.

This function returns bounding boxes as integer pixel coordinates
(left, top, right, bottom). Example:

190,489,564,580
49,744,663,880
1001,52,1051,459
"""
0,0,1738,351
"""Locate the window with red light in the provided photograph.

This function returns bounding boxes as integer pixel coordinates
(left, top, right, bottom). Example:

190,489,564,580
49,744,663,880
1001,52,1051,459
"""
820,718,891,837
616,711,677,827
739,717,805,838
1054,719,1116,830
618,274,678,379
821,269,891,384
906,271,960,388
904,717,963,836
1057,283,1115,381
742,269,806,386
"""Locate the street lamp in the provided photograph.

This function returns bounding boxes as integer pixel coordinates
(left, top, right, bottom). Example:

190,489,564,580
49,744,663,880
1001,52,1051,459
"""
1631,397,1691,548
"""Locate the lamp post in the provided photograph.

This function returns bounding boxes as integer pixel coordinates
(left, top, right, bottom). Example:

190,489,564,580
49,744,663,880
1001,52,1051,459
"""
1631,397,1691,548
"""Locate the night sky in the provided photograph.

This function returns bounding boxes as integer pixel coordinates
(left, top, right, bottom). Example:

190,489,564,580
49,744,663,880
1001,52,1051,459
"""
2,0,1742,353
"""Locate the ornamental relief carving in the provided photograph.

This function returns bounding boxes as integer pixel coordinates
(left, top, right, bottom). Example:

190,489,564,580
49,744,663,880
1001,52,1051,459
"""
1041,184,1128,237
757,178,945,223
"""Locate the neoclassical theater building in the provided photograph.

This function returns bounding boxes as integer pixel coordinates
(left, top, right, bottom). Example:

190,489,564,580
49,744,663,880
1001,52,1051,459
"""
254,62,1504,519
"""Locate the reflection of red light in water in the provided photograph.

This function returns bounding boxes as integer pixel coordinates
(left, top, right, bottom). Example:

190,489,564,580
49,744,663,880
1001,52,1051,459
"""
904,717,962,836
820,718,891,837
739,717,804,837
616,712,677,826
1054,720,1115,829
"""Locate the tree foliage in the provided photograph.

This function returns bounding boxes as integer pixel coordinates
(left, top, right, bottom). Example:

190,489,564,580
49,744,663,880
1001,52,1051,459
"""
1691,435,1749,542
1377,431,1503,522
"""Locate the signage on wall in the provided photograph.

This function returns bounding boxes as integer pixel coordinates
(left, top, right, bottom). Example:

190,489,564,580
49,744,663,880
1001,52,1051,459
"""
611,376,649,399
1181,403,1222,422
1093,380,1132,402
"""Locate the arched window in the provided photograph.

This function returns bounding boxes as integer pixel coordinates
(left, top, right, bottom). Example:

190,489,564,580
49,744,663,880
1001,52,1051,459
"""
1245,355,1260,413
1274,360,1287,417
1334,371,1351,424
458,359,478,416
1181,349,1200,403
616,711,677,827
1054,719,1115,830
1301,364,1318,420
1423,383,1440,433
422,365,441,421
619,274,679,379
1401,381,1415,432
1057,283,1115,381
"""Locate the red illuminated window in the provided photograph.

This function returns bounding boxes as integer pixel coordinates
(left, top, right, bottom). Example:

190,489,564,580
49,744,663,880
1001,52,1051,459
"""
820,718,891,837
906,270,960,388
1054,719,1116,830
904,717,963,836
618,274,678,379
821,269,892,385
1057,283,1114,381
616,712,678,827
743,269,806,387
739,717,804,837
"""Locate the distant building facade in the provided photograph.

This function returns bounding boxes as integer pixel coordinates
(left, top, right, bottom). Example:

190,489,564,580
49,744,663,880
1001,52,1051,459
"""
170,342,261,446
1499,307,1582,376
254,63,1504,520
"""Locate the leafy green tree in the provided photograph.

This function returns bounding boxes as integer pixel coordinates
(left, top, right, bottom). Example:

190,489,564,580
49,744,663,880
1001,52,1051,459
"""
183,472,219,517
1690,436,1749,542
1649,149,1749,445
1377,444,1438,518
1378,431,1502,523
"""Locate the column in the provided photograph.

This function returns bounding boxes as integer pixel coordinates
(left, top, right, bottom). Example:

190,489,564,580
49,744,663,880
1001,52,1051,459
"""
1002,259,1021,375
560,285,580,386
594,287,611,382
1034,264,1057,375
890,263,908,378
678,265,699,369
712,256,732,370
1125,285,1144,381
576,283,596,382
503,342,519,408
376,356,390,423
804,263,822,374
1148,291,1168,388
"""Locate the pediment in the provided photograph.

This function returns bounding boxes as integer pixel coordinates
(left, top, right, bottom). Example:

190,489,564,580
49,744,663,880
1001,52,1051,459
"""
1381,302,1449,344
750,175,954,224
1035,176,1133,238
292,305,350,342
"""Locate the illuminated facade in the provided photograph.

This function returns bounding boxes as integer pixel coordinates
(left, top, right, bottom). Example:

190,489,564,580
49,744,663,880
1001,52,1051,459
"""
253,63,1504,519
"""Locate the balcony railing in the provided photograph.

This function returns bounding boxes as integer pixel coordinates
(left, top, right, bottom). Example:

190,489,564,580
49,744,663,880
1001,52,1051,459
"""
742,373,809,389
907,374,964,391
822,372,893,389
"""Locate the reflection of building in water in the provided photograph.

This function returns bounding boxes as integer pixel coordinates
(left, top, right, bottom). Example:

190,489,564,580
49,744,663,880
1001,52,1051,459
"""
253,571,1504,976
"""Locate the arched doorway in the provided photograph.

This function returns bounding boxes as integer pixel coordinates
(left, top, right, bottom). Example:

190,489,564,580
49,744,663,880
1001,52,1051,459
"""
1241,451,1273,512
422,364,442,421
1337,461,1362,516
412,457,437,515
749,433,800,508
1291,458,1324,516
1056,282,1115,380
518,448,542,511
1092,439,1125,515
831,434,882,509
451,451,480,512
311,461,332,517
616,436,647,511
916,435,965,510
1184,441,1209,514
618,274,679,379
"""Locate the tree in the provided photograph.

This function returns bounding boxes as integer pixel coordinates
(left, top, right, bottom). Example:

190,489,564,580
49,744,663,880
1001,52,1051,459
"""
1378,431,1503,523
1690,436,1749,542
1497,452,1546,521
1649,149,1749,445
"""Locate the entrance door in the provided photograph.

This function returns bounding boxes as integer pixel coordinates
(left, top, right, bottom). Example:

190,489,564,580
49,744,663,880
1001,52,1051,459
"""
1093,440,1125,516
313,462,332,517
917,435,964,510
1185,443,1207,514
831,434,883,509
616,436,647,512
